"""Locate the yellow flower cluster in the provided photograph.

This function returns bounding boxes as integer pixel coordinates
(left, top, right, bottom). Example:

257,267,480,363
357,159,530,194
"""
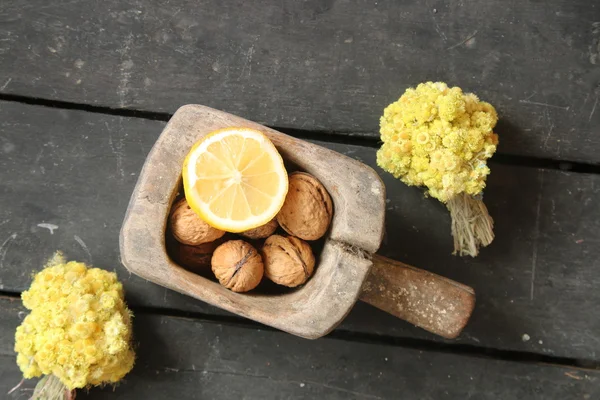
376,82,499,202
14,253,135,390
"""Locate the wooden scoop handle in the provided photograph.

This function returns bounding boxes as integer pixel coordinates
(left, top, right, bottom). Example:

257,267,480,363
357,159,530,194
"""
359,254,475,339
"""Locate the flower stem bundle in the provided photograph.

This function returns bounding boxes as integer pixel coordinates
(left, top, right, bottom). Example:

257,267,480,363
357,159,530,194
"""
377,82,499,257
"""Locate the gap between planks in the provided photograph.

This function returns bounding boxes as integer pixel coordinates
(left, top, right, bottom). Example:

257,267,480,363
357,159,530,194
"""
0,93,599,175
1,292,598,372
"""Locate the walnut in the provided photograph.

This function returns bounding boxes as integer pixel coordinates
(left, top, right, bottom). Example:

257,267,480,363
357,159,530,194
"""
170,237,225,272
211,240,264,292
261,235,315,287
276,172,333,241
169,198,225,245
239,219,279,239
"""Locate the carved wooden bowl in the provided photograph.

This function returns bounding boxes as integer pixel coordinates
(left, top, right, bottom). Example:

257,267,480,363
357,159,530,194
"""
120,104,385,339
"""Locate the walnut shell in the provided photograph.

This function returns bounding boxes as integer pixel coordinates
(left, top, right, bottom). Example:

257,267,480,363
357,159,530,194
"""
170,237,225,272
239,219,279,239
276,172,333,241
261,235,315,287
169,198,225,245
211,240,264,292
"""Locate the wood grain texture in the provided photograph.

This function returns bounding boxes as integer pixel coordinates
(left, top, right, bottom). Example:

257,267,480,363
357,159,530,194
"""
1,0,599,162
1,102,600,360
1,298,599,400
360,255,475,339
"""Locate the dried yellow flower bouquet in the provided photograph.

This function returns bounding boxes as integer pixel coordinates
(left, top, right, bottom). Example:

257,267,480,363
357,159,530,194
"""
12,252,135,399
377,82,499,257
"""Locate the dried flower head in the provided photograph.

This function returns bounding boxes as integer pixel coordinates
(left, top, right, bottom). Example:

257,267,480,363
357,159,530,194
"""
14,252,135,390
376,81,498,203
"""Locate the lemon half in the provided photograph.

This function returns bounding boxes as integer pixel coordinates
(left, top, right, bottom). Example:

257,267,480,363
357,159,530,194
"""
182,127,288,233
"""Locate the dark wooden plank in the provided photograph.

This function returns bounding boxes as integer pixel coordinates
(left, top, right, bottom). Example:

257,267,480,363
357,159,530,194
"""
1,0,599,162
1,101,600,361
1,298,598,400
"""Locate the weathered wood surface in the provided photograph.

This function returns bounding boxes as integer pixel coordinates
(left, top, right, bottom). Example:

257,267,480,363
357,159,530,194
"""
1,102,600,361
1,298,598,400
360,255,475,339
1,0,600,162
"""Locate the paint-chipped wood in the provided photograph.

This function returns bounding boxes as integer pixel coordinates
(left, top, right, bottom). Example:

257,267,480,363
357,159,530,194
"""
1,298,599,400
0,0,599,162
1,102,599,359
